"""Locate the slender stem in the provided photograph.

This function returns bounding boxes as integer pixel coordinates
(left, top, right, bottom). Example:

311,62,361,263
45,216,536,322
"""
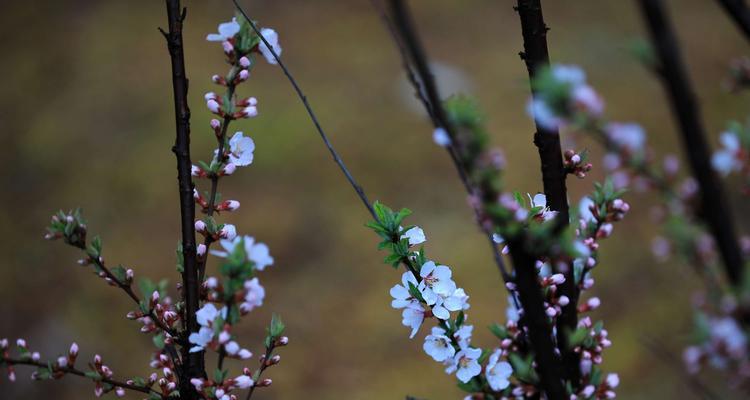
244,343,277,400
161,0,205,398
638,0,745,288
369,0,512,283
2,357,163,397
231,0,376,221
715,0,750,42
387,1,564,398
514,0,578,386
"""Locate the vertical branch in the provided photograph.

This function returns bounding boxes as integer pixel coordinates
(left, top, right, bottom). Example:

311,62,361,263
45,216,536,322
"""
369,0,512,282
387,1,565,398
638,0,745,287
715,0,750,42
161,0,205,397
515,0,579,386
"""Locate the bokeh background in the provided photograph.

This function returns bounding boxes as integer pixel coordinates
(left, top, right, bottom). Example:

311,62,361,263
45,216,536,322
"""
1,0,748,398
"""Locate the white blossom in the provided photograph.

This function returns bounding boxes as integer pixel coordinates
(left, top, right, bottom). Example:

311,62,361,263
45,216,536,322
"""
188,327,213,353
420,261,456,297
207,18,240,42
712,131,742,175
400,226,426,246
258,28,282,64
486,349,513,391
241,277,265,312
605,122,645,153
234,375,254,389
423,326,456,362
401,302,425,339
447,347,482,383
227,132,255,167
211,235,274,270
433,127,451,147
390,271,419,309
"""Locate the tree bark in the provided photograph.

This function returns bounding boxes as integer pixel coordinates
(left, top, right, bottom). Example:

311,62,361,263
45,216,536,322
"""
162,1,204,398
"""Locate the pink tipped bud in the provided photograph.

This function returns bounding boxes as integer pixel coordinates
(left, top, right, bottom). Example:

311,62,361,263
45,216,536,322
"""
558,295,570,306
8,370,16,382
545,307,557,317
69,343,79,356
238,349,252,360
221,200,240,211
259,378,272,387
151,291,160,303
57,356,68,368
222,163,237,176
115,387,125,397
194,220,207,233
234,375,254,389
94,354,102,365
268,354,281,365
550,274,565,285
204,92,217,101
190,378,203,390
277,336,289,346
242,106,258,118
16,339,26,348
239,56,251,68
238,69,250,81
570,154,581,164
149,373,158,384
126,269,134,281
31,352,41,361
0,338,8,349
215,388,225,398
210,118,221,130
587,297,601,309
222,40,234,54
197,244,206,257
207,99,221,114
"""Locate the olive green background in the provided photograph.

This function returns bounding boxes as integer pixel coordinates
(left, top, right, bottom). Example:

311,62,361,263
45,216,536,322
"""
0,0,748,398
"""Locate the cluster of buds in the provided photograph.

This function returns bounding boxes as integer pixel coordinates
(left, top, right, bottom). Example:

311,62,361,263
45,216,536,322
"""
190,369,256,400
195,219,237,241
44,210,87,249
564,149,593,178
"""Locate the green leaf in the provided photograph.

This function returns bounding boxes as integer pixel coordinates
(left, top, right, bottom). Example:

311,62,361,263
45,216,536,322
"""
85,371,102,381
176,242,184,274
153,333,166,350
111,265,128,283
488,323,508,340
269,313,285,338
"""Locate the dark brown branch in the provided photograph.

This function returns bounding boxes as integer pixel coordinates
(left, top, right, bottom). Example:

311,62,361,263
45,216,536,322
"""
162,0,205,398
231,0,377,221
369,0,512,283
3,357,163,397
387,1,564,398
638,0,745,287
715,0,750,42
515,0,578,386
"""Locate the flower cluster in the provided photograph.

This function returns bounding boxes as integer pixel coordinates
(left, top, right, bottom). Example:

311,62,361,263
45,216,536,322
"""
565,149,593,179
711,120,750,193
185,15,287,400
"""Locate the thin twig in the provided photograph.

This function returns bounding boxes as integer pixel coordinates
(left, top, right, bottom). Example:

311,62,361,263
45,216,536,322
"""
639,336,721,400
638,0,745,288
514,0,578,386
715,0,750,42
162,0,205,398
368,0,513,284
2,357,163,397
231,0,376,220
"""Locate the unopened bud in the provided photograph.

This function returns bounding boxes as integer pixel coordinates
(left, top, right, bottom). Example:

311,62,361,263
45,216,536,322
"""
239,56,251,68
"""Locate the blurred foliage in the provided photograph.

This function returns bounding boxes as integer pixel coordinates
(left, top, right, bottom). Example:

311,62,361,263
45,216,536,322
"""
0,0,748,399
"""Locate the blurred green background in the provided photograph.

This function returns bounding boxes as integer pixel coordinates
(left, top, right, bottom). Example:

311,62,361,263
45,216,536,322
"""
0,0,748,398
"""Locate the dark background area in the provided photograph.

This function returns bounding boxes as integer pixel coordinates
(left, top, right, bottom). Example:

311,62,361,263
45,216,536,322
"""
0,1,748,398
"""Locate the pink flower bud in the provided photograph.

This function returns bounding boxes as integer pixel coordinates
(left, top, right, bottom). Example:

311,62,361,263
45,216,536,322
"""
8,370,16,382
222,163,237,176
269,354,281,365
16,339,26,348
259,378,272,387
207,99,221,114
222,40,234,54
558,295,570,306
238,69,250,81
277,336,289,346
234,375,254,389
69,343,79,356
204,92,217,101
545,307,557,317
242,106,258,118
587,297,601,309
215,388,225,398
197,244,206,257
238,349,252,359
31,352,40,361
126,269,134,281
224,200,241,211
571,154,581,164
0,338,7,349
194,220,207,232
190,378,203,390
550,274,565,285
239,56,251,68
57,356,68,368
152,291,160,303
210,119,221,130
115,387,125,397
